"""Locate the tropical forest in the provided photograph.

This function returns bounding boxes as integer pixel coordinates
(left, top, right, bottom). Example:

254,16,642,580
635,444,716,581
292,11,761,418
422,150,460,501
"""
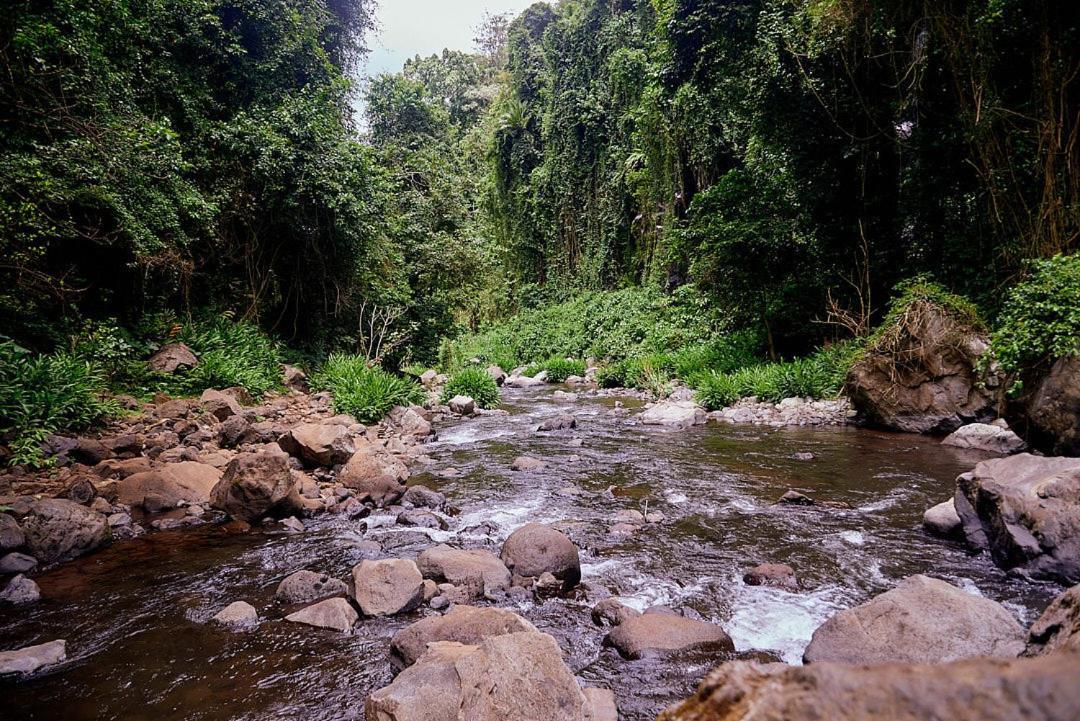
1,0,1078,719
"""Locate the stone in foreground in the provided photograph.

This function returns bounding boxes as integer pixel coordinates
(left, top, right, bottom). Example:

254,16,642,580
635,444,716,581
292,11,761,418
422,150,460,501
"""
1025,583,1080,656
212,601,259,628
802,574,1025,664
21,499,110,564
209,451,296,522
367,631,600,721
0,574,41,604
0,640,66,676
658,654,1080,721
351,558,424,617
390,604,537,669
954,453,1080,584
285,597,358,633
605,613,733,660
500,522,581,589
922,498,962,536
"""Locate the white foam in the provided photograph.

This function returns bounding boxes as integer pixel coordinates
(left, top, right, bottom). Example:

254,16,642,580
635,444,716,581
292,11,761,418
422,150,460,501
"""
664,491,689,505
728,582,849,664
839,530,865,546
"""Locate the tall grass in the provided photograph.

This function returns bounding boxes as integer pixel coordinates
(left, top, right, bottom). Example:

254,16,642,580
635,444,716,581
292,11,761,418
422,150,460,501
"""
311,354,425,423
440,367,501,409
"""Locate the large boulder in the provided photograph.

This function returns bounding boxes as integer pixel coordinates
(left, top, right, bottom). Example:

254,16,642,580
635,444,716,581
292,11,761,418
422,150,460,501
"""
922,498,962,536
0,640,67,676
845,302,995,434
802,574,1025,664
200,389,243,421
116,461,222,511
147,343,197,374
605,613,733,660
657,653,1080,721
390,605,537,669
0,513,24,551
1025,583,1080,656
1006,356,1080,457
209,451,296,522
20,499,109,564
500,523,580,589
417,545,511,596
487,365,507,386
275,570,348,605
285,597,358,633
954,453,1080,584
942,423,1027,455
388,406,433,439
338,442,408,505
350,558,424,617
367,631,597,721
640,401,706,428
211,601,259,628
278,423,355,467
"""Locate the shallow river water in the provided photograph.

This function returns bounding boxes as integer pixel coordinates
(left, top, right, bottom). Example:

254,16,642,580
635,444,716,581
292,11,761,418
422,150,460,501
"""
3,387,1061,720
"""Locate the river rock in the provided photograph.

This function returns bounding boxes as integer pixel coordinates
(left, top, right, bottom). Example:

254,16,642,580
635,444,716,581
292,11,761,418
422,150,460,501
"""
606,613,733,659
1005,356,1080,457
743,563,798,590
209,451,296,522
351,558,423,616
0,574,40,604
0,513,24,550
1025,583,1080,656
285,597,358,633
536,415,576,431
418,545,511,595
942,422,1026,455
419,369,439,388
21,499,109,564
72,437,113,465
401,484,444,510
487,365,507,385
640,400,706,427
212,601,259,628
368,631,595,721
657,653,1080,721
275,570,348,604
592,598,641,627
584,688,618,721
282,364,308,391
504,374,544,388
117,461,222,511
389,406,432,439
922,498,962,536
0,640,66,676
396,509,446,529
954,453,1080,584
390,604,537,669
278,422,355,467
0,552,37,574
500,523,580,589
147,343,198,374
803,574,1025,664
338,444,408,504
448,395,475,415
509,455,545,471
200,389,243,421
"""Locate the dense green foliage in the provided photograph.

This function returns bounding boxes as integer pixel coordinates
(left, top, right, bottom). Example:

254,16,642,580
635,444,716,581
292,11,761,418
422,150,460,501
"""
991,254,1080,378
694,344,859,409
440,368,501,409
311,354,425,423
0,340,119,466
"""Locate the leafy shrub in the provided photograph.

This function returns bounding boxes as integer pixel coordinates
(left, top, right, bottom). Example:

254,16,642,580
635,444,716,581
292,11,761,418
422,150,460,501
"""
0,340,119,466
312,354,425,424
440,367,501,409
173,317,283,398
991,254,1080,378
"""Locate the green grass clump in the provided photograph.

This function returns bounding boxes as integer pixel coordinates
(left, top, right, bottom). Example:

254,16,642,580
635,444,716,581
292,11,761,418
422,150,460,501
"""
173,317,283,398
0,340,120,466
525,357,587,382
312,354,425,423
694,342,858,410
991,253,1080,380
440,367,501,409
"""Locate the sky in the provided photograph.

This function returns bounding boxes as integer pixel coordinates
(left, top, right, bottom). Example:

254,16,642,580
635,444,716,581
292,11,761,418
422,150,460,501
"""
362,0,540,78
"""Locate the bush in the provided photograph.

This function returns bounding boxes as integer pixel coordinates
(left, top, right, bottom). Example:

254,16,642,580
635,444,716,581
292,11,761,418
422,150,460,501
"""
991,254,1080,379
529,357,586,382
312,354,425,423
173,317,283,398
0,340,119,466
440,367,501,409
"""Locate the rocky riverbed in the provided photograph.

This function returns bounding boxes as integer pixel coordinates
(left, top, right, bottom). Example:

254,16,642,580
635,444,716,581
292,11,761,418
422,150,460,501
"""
1,377,1077,720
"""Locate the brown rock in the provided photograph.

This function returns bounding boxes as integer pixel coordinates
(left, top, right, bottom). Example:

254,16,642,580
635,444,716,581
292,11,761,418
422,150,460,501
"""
418,545,511,595
351,558,423,617
21,499,109,563
803,574,1025,664
743,563,798,591
592,598,641,627
338,443,408,505
283,364,309,392
0,513,24,551
285,597,358,633
200,389,242,421
147,343,198,374
117,462,222,511
1026,583,1080,656
954,453,1080,584
278,422,356,467
658,654,1080,721
368,631,591,721
209,451,296,522
1006,356,1080,457
605,613,733,660
510,455,545,472
211,601,259,628
93,457,152,480
275,570,348,605
500,523,580,589
71,437,113,465
390,604,537,669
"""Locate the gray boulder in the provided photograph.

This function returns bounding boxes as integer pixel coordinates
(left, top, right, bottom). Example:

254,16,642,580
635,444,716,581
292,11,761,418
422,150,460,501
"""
1025,583,1080,656
0,640,66,676
1005,356,1080,456
922,498,962,536
448,395,475,415
803,574,1025,664
605,613,733,659
0,513,25,551
211,601,259,628
275,570,348,605
0,574,40,604
285,597,358,633
390,604,537,669
640,401,706,427
418,544,511,596
21,499,109,564
500,523,580,589
942,423,1026,455
954,454,1080,584
350,558,423,617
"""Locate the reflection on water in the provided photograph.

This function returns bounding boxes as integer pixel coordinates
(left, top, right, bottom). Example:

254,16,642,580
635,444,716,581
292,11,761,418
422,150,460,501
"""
2,387,1060,721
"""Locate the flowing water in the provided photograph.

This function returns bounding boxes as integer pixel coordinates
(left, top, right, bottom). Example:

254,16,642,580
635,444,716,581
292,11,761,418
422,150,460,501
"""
3,388,1061,720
